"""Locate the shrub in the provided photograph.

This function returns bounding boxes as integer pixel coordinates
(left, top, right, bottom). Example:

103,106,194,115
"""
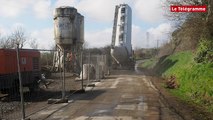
194,37,213,63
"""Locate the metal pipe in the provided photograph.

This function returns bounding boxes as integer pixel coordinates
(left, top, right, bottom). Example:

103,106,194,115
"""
62,49,66,99
88,52,90,82
97,55,99,81
58,48,62,95
81,51,84,90
16,44,25,120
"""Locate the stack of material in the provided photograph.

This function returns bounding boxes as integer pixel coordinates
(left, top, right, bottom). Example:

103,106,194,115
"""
166,75,179,89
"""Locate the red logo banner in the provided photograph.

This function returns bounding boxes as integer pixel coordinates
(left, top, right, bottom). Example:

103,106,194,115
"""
170,5,207,12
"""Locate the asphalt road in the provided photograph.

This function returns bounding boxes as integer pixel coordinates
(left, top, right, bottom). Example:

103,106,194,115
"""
29,70,183,120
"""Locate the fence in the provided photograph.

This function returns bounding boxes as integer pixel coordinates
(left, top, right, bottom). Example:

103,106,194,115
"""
82,53,108,82
0,47,109,120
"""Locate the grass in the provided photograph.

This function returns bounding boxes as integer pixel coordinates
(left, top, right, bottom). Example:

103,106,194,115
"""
171,62,213,111
138,58,158,69
159,51,194,77
139,51,213,112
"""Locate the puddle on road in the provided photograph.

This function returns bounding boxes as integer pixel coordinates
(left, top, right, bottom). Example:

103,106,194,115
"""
115,104,136,110
115,102,148,112
121,94,134,99
91,109,112,116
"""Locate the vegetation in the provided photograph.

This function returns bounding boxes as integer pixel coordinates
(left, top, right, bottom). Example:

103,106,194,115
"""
137,0,213,113
134,48,158,60
0,27,27,48
139,51,213,111
0,27,38,49
40,52,54,67
155,51,194,76
158,51,213,112
158,0,213,57
194,37,213,63
138,58,157,69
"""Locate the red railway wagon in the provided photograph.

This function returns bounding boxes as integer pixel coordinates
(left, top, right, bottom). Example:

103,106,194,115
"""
0,49,41,92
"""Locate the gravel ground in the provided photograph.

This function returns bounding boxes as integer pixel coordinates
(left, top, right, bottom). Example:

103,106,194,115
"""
0,72,88,120
29,70,184,120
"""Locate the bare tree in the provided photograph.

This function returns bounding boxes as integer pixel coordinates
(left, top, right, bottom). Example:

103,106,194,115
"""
0,27,27,49
29,38,38,49
10,27,27,48
0,35,11,48
161,0,213,53
163,0,211,28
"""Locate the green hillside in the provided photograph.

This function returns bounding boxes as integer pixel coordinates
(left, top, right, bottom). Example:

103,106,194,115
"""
139,51,213,111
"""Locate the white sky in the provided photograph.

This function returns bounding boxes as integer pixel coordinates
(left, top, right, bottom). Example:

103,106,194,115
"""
0,0,173,49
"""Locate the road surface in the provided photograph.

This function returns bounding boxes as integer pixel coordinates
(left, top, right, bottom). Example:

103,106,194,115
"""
29,70,183,120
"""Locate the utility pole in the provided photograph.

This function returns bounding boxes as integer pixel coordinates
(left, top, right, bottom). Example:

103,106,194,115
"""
16,43,25,120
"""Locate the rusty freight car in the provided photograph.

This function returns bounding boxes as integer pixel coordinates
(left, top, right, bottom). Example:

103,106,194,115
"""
0,49,41,93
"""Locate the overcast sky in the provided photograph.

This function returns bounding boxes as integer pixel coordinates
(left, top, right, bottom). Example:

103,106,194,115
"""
0,0,173,49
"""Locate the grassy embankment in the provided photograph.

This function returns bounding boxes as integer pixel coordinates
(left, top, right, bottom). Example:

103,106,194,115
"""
139,51,213,111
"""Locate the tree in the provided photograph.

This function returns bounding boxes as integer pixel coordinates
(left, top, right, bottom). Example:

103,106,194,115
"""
29,38,38,49
161,0,213,53
10,27,27,48
164,0,211,28
0,35,13,48
206,0,213,36
0,27,27,49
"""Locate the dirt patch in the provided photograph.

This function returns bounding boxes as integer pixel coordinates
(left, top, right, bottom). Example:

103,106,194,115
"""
150,76,213,120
